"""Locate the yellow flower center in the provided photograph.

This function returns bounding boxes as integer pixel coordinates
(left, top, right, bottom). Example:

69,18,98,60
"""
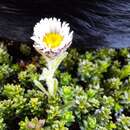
43,33,63,49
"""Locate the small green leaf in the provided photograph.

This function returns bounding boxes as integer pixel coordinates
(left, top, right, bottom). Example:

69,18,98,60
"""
120,65,130,79
34,80,48,96
53,78,58,96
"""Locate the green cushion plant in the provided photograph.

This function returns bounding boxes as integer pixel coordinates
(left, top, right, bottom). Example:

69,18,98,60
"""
0,43,130,130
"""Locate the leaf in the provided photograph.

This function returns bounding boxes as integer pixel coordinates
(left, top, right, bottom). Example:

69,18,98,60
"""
120,65,130,79
53,78,58,96
47,52,68,75
34,80,48,96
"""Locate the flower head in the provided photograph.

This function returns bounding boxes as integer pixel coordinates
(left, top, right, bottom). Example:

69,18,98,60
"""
31,17,73,58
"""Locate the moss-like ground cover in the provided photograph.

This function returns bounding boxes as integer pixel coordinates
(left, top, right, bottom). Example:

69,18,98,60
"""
0,42,130,130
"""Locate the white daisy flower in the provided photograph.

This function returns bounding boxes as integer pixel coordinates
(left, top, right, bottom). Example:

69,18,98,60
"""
31,17,73,58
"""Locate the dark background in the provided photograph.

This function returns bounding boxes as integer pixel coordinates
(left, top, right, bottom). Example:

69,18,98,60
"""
0,0,130,48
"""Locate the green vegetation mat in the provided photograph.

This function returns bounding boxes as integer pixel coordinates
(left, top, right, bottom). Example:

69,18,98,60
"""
0,42,130,130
